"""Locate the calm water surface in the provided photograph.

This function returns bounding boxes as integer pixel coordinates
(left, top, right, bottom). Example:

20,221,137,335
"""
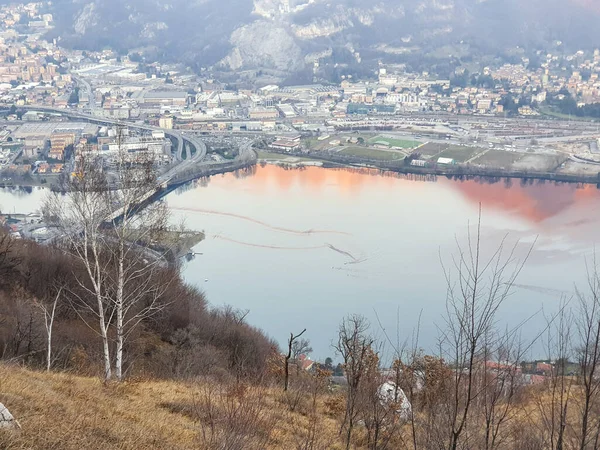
0,186,47,213
2,168,598,359
165,165,600,359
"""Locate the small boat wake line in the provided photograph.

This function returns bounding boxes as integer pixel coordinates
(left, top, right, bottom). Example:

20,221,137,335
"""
325,244,368,265
213,235,328,251
170,206,351,236
510,283,571,298
211,235,367,265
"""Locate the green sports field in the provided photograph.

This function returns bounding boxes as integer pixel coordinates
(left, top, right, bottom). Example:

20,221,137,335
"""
367,136,421,149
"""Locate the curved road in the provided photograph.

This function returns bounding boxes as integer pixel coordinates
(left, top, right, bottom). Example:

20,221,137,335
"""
20,105,211,177
19,106,259,195
72,77,204,164
20,103,256,244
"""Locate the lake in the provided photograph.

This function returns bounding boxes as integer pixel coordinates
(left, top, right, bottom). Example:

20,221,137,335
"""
165,165,600,360
1,167,598,360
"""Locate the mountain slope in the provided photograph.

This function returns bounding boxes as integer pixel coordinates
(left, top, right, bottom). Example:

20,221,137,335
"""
31,0,600,74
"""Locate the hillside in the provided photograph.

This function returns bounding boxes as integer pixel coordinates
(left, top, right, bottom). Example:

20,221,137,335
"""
0,229,275,383
0,364,341,450
0,362,596,450
3,226,600,449
17,0,600,79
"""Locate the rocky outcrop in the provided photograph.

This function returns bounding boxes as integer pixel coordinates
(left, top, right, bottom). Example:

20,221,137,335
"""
73,2,98,36
253,0,315,18
292,19,348,39
220,21,305,73
304,48,333,64
140,22,169,40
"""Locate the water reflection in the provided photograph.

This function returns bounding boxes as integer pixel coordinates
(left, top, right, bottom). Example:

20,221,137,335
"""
166,165,600,358
0,167,597,359
0,186,47,214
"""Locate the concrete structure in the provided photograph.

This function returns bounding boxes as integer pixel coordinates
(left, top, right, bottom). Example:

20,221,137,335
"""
159,116,174,129
105,137,170,156
249,107,279,120
137,91,187,106
13,122,98,139
270,139,301,151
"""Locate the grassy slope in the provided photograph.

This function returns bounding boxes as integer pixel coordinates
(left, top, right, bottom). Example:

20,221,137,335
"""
0,365,198,450
0,365,343,450
0,366,588,450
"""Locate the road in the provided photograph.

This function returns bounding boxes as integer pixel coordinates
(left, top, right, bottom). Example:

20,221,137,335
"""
73,76,96,113
570,154,600,166
18,106,256,241
17,106,259,181
19,105,208,168
71,78,198,163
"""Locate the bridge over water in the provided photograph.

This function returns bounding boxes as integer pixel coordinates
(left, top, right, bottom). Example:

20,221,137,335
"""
12,106,257,226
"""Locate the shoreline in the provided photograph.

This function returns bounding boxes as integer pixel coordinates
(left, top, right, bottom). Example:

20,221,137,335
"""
257,152,600,186
1,155,598,191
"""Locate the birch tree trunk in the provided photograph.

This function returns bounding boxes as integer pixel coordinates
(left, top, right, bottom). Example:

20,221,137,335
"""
46,296,57,372
38,287,61,372
115,239,125,381
97,291,112,381
44,126,172,383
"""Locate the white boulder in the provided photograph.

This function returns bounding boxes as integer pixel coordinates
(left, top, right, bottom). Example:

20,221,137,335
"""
0,403,17,429
378,381,412,419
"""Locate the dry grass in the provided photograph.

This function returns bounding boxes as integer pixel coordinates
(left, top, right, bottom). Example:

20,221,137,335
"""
3,364,583,450
0,365,199,449
0,364,343,450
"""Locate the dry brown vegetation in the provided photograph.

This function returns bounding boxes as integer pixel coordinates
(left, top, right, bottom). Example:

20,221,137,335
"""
0,231,276,381
0,364,344,450
1,361,598,450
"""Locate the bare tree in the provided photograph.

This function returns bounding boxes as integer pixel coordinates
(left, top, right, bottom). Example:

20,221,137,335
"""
292,338,312,362
292,337,313,375
34,285,63,372
291,367,335,450
105,133,170,381
189,383,279,449
335,314,374,450
439,207,534,450
527,301,574,450
46,154,114,380
375,308,422,450
45,127,171,381
360,349,405,450
285,329,306,391
477,329,525,450
575,260,600,450
0,232,20,289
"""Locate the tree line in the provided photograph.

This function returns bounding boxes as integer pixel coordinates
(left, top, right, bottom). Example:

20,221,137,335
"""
0,137,275,382
547,90,600,119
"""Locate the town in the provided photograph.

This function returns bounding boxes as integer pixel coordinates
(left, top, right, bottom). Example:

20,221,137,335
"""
3,2,600,449
0,2,598,187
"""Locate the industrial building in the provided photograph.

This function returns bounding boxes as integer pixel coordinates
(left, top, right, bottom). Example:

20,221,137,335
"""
133,90,188,107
